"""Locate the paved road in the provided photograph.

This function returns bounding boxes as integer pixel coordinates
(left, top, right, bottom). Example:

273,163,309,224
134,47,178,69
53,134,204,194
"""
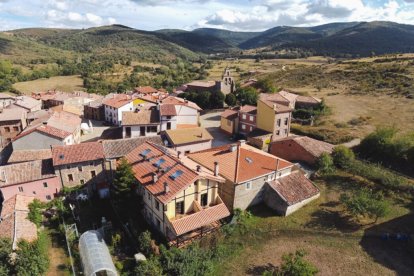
200,111,233,147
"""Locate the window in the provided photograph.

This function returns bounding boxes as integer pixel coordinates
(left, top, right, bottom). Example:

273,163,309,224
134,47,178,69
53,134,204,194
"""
249,115,254,121
13,126,19,132
148,192,152,201
175,201,184,215
68,174,73,182
155,200,160,211
43,182,48,188
277,119,281,127
78,166,83,172
80,179,85,185
246,181,252,190
276,130,280,135
18,187,23,192
91,170,96,178
201,193,208,207
166,116,171,119
284,118,289,125
241,124,246,130
46,195,52,200
33,191,36,195
250,126,253,131
4,127,10,133
242,114,246,120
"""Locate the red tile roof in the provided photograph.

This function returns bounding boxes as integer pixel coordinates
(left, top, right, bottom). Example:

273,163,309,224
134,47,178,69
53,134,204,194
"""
188,143,293,183
239,105,257,114
169,202,230,236
160,104,177,116
52,142,105,166
14,125,71,141
135,86,158,94
0,159,55,187
271,136,334,159
102,94,133,109
125,142,199,204
267,171,320,206
259,93,293,113
8,149,52,164
221,109,238,120
161,96,202,111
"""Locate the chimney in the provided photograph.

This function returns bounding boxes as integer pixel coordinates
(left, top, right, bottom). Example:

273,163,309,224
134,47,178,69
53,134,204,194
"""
156,103,160,110
177,151,181,159
164,182,170,193
196,165,201,172
214,161,219,176
229,144,237,152
152,172,158,183
238,140,246,145
276,159,280,171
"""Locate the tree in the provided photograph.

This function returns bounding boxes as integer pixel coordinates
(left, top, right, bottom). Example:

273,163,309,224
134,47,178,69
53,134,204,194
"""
332,145,355,169
210,91,225,109
237,87,258,106
195,91,211,110
134,257,162,276
340,189,390,223
225,93,237,106
138,231,154,257
316,153,335,175
277,250,318,276
0,238,12,275
111,158,135,200
15,233,49,276
28,199,46,227
256,78,276,93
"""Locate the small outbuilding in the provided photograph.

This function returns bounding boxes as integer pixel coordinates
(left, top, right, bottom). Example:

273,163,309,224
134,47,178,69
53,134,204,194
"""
79,230,117,276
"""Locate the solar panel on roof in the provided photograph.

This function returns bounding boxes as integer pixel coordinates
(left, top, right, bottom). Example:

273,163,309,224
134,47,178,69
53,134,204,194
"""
170,170,183,180
140,149,151,157
153,158,166,168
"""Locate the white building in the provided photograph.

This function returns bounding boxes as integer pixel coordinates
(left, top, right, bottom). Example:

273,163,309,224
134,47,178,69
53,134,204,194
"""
102,94,134,126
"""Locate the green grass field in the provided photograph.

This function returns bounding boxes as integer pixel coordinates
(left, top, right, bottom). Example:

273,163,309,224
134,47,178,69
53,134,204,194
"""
12,75,84,94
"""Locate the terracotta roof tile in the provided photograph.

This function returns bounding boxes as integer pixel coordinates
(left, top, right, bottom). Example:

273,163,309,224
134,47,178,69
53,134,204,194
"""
122,109,160,126
14,125,71,141
165,127,213,146
279,90,299,104
0,107,26,122
161,96,202,111
160,104,177,116
103,94,133,109
270,136,334,159
239,105,257,114
14,96,40,110
186,80,216,88
296,95,322,104
188,143,293,183
221,109,238,120
102,136,163,159
0,159,55,187
8,149,52,164
170,202,230,236
135,86,158,94
267,171,320,205
52,142,104,166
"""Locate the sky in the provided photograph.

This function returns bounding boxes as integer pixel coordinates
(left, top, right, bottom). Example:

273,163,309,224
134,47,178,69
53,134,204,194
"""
0,0,414,31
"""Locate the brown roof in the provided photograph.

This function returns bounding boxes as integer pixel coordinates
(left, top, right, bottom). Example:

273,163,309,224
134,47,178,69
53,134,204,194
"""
52,142,105,166
0,107,26,122
0,92,15,99
8,149,52,164
221,109,238,120
122,109,160,126
279,90,298,104
47,111,81,133
267,171,319,206
14,96,40,110
0,159,55,187
239,105,257,115
165,127,213,146
160,104,177,116
188,143,293,183
296,95,322,104
14,125,71,141
161,96,202,111
125,142,200,204
186,80,216,88
0,195,37,249
135,86,158,94
271,136,334,159
259,98,293,113
170,202,230,236
103,94,133,109
102,136,163,159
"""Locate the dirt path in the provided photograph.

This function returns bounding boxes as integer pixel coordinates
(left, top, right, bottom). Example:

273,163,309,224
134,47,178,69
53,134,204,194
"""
46,231,71,276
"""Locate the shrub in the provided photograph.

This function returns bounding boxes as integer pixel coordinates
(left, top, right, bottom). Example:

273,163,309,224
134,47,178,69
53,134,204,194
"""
262,250,318,276
27,199,46,227
332,146,355,168
225,93,237,106
316,153,335,175
138,231,154,257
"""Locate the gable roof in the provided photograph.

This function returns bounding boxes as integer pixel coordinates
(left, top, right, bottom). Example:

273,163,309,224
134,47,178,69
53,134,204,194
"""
13,96,40,110
161,96,202,111
221,109,238,120
47,111,81,133
296,95,322,104
0,195,37,249
160,104,177,116
103,94,133,109
188,143,293,183
102,136,163,159
8,149,52,164
14,124,71,141
125,142,221,204
278,90,299,104
135,86,158,94
165,127,213,146
239,105,257,115
122,109,160,126
267,171,319,206
186,80,216,88
0,159,55,187
0,107,26,122
270,136,334,159
52,142,104,166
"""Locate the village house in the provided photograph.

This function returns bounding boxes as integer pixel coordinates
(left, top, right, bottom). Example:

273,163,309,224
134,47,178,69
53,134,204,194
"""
12,96,41,112
269,136,334,165
257,93,293,141
220,109,239,135
188,142,320,215
47,111,82,144
278,89,322,109
0,195,38,249
0,159,60,202
63,96,97,116
163,127,213,154
238,105,257,135
160,96,201,128
103,94,137,126
0,107,27,144
122,107,160,138
84,98,106,121
52,142,106,194
0,93,16,108
125,142,230,246
8,149,52,164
